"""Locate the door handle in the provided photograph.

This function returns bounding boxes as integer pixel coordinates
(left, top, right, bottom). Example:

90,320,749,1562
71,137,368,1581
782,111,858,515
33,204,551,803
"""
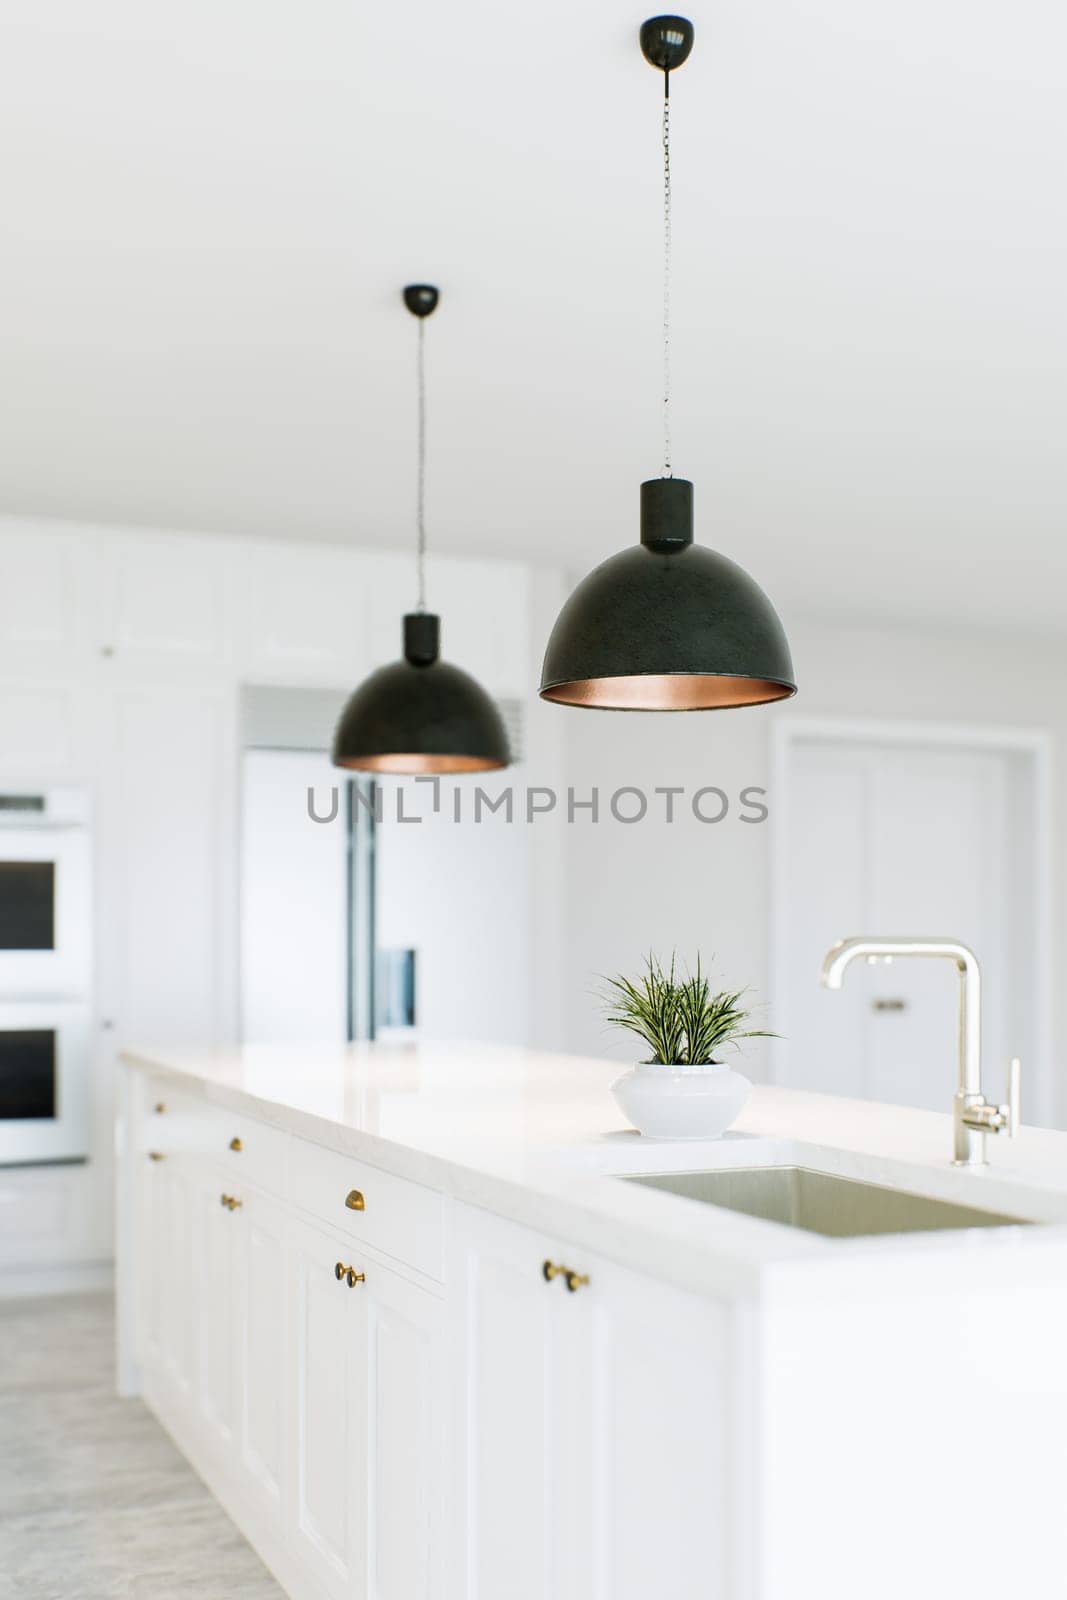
871,998,907,1013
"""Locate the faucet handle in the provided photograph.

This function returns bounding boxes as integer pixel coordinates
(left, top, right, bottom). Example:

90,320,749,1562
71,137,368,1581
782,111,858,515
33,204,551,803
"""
960,1058,1021,1140
1004,1057,1021,1138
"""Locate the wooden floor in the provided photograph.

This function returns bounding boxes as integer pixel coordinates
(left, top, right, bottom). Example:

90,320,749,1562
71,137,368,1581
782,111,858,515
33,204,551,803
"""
0,1292,283,1600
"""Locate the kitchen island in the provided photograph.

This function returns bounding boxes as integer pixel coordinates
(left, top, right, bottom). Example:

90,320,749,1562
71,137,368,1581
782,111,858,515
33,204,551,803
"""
117,1042,1067,1600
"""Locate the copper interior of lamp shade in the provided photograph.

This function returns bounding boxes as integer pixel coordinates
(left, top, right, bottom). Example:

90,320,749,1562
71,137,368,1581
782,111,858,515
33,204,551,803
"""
541,674,796,710
334,752,506,774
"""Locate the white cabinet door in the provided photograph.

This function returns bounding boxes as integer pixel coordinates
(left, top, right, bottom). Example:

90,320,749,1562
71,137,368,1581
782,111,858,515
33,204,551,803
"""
591,1256,732,1600
288,1215,362,1600
102,534,229,669
453,1206,586,1600
134,1149,165,1373
194,1165,240,1454
156,1155,197,1403
236,1184,288,1522
453,1205,733,1600
351,1255,444,1600
0,528,91,668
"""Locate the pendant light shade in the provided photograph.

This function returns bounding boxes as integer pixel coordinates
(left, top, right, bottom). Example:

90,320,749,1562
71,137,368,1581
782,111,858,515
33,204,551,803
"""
332,285,511,774
539,18,797,712
333,613,510,773
540,479,795,710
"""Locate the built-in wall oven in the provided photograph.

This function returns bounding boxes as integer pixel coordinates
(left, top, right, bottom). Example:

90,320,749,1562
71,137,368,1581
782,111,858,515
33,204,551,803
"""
0,788,92,1165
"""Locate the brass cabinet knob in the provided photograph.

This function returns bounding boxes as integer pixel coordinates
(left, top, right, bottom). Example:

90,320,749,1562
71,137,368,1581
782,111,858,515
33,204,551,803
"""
147,1151,165,1162
220,1193,242,1211
153,1102,166,1115
345,1189,365,1212
334,1261,365,1287
229,1136,243,1152
543,1259,589,1293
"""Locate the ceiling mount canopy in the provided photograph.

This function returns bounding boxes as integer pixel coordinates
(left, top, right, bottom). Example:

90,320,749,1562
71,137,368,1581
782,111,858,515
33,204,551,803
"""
332,287,511,774
539,16,797,712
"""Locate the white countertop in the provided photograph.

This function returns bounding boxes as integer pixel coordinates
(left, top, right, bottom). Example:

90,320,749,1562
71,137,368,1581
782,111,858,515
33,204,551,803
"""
121,1040,1067,1299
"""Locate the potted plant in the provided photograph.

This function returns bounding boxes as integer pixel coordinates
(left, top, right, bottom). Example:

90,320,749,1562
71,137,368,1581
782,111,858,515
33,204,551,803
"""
600,955,772,1140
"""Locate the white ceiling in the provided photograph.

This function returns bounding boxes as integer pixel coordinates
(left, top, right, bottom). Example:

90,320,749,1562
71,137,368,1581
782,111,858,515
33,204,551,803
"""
1,0,1065,630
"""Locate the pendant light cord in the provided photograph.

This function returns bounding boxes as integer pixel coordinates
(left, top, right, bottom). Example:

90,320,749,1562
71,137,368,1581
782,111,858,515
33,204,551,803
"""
416,316,427,611
662,70,672,479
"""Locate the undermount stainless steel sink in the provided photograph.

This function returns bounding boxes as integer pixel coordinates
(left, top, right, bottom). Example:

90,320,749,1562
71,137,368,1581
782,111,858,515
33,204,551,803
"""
621,1166,1031,1238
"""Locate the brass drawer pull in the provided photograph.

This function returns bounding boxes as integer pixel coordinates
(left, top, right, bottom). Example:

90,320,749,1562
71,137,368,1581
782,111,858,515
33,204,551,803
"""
229,1136,243,1152
148,1151,165,1162
345,1189,365,1212
334,1261,366,1288
543,1259,590,1293
220,1193,242,1211
154,1102,166,1115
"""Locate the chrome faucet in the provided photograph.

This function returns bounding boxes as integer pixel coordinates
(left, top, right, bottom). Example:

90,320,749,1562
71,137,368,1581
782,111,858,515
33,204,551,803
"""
820,937,1020,1166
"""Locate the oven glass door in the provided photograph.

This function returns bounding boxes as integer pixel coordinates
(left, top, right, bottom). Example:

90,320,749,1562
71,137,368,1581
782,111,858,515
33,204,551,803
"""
0,828,91,995
0,1003,90,1164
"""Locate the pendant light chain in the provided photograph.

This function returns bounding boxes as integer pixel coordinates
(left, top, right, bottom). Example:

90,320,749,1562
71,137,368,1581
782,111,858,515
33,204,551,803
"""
662,71,672,479
416,315,427,611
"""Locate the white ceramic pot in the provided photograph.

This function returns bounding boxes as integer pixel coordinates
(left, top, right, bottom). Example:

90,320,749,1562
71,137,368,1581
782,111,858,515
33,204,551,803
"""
611,1061,751,1140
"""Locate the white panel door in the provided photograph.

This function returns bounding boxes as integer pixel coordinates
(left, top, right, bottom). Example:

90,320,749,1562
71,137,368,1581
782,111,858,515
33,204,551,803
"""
195,1165,239,1454
104,535,229,667
778,735,1033,1111
157,1156,197,1403
0,530,86,666
351,1256,443,1600
288,1215,362,1600
0,685,76,773
237,1184,288,1521
595,1259,731,1600
135,1150,165,1373
454,1206,734,1600
455,1205,591,1600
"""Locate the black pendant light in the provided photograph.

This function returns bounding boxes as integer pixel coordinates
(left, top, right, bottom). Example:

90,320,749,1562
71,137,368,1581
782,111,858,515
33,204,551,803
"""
539,17,797,711
333,286,511,773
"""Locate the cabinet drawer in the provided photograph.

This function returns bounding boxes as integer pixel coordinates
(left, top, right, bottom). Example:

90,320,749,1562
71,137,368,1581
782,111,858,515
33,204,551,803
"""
139,1086,219,1162
215,1109,288,1199
289,1137,443,1281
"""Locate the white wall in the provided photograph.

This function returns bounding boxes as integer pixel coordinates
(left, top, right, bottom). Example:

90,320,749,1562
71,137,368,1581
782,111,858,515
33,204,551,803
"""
559,616,1067,1124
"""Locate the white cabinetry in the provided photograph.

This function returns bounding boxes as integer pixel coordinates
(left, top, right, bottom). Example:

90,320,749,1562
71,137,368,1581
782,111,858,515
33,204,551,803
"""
288,1213,444,1600
125,1081,739,1600
451,1203,732,1600
194,1163,241,1453
352,1250,443,1600
128,1083,449,1600
238,1183,289,1522
288,1214,363,1597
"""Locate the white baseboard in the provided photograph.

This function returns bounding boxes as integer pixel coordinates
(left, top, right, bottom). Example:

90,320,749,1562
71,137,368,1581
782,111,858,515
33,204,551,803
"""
0,1259,114,1299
